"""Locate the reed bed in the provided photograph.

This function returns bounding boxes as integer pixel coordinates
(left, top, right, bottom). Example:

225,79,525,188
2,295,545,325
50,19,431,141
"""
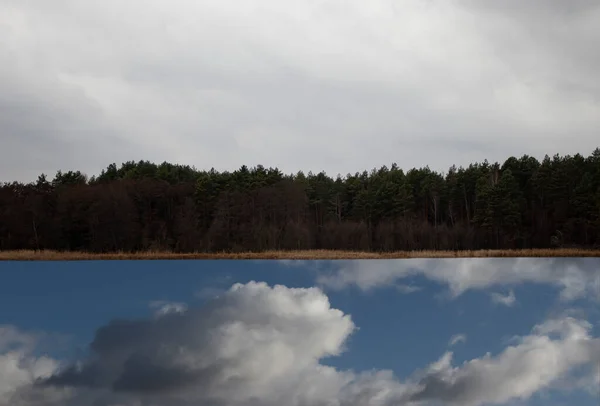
1,248,598,261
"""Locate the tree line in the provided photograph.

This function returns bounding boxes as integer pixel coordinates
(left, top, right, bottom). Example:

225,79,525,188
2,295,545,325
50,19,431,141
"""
1,149,599,252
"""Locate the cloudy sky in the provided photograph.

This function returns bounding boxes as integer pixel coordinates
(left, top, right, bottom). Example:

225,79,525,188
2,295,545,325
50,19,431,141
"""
1,0,599,183
1,258,599,406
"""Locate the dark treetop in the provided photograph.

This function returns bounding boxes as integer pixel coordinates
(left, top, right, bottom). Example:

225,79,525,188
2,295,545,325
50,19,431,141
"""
1,149,599,252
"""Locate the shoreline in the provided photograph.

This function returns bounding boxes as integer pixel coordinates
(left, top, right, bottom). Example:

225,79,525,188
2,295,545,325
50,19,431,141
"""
1,248,599,261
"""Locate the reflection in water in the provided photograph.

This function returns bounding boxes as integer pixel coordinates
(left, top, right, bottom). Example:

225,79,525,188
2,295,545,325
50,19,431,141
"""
1,258,599,406
318,257,600,301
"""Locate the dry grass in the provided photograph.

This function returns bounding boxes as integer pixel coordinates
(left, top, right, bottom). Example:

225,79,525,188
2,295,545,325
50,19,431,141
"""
0,248,598,261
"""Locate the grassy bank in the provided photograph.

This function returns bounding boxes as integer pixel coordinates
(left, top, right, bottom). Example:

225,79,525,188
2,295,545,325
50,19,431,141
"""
0,248,599,261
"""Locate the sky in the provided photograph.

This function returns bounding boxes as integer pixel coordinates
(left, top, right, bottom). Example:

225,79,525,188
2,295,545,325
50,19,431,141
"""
1,0,600,183
0,258,599,406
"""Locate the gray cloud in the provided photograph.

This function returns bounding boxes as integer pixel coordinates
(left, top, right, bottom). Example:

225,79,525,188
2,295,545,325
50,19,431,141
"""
1,0,599,182
0,50,135,183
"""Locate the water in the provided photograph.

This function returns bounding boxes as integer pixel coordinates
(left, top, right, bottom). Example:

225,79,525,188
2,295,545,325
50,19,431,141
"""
1,258,598,406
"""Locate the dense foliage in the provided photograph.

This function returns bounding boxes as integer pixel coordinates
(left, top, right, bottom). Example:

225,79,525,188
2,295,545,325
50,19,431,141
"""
2,149,599,252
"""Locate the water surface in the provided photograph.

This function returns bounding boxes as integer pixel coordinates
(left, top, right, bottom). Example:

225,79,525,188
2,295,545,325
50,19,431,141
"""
1,258,598,406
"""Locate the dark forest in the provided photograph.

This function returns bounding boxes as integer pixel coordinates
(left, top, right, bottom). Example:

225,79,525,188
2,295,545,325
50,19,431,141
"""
2,149,599,252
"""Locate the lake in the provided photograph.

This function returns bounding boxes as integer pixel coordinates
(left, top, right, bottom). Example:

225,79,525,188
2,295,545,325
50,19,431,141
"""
1,258,599,406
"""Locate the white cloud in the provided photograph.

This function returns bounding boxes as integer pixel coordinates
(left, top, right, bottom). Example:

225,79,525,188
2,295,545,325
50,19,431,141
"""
32,282,361,406
448,334,467,347
1,1,599,182
317,258,600,302
148,300,188,317
410,317,600,406
3,283,599,406
491,290,517,307
0,326,60,406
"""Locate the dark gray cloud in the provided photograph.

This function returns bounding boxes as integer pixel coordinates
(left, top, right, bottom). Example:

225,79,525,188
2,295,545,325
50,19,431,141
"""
41,314,235,395
0,58,136,183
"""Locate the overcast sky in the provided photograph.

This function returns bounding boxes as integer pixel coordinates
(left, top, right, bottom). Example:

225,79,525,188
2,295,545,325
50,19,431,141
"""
1,0,599,182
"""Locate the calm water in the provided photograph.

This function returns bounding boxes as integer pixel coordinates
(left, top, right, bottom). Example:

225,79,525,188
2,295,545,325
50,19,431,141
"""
1,258,599,406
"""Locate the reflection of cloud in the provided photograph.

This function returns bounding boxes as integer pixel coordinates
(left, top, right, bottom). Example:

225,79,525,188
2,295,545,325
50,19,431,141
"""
148,301,188,317
586,362,600,396
36,282,362,406
318,258,600,302
277,260,310,267
2,283,599,406
194,287,226,300
396,284,422,294
410,317,600,406
276,260,327,273
0,326,59,405
490,290,516,307
448,334,467,347
0,326,38,353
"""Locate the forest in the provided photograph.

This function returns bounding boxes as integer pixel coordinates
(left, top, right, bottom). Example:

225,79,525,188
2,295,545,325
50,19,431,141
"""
1,149,599,253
